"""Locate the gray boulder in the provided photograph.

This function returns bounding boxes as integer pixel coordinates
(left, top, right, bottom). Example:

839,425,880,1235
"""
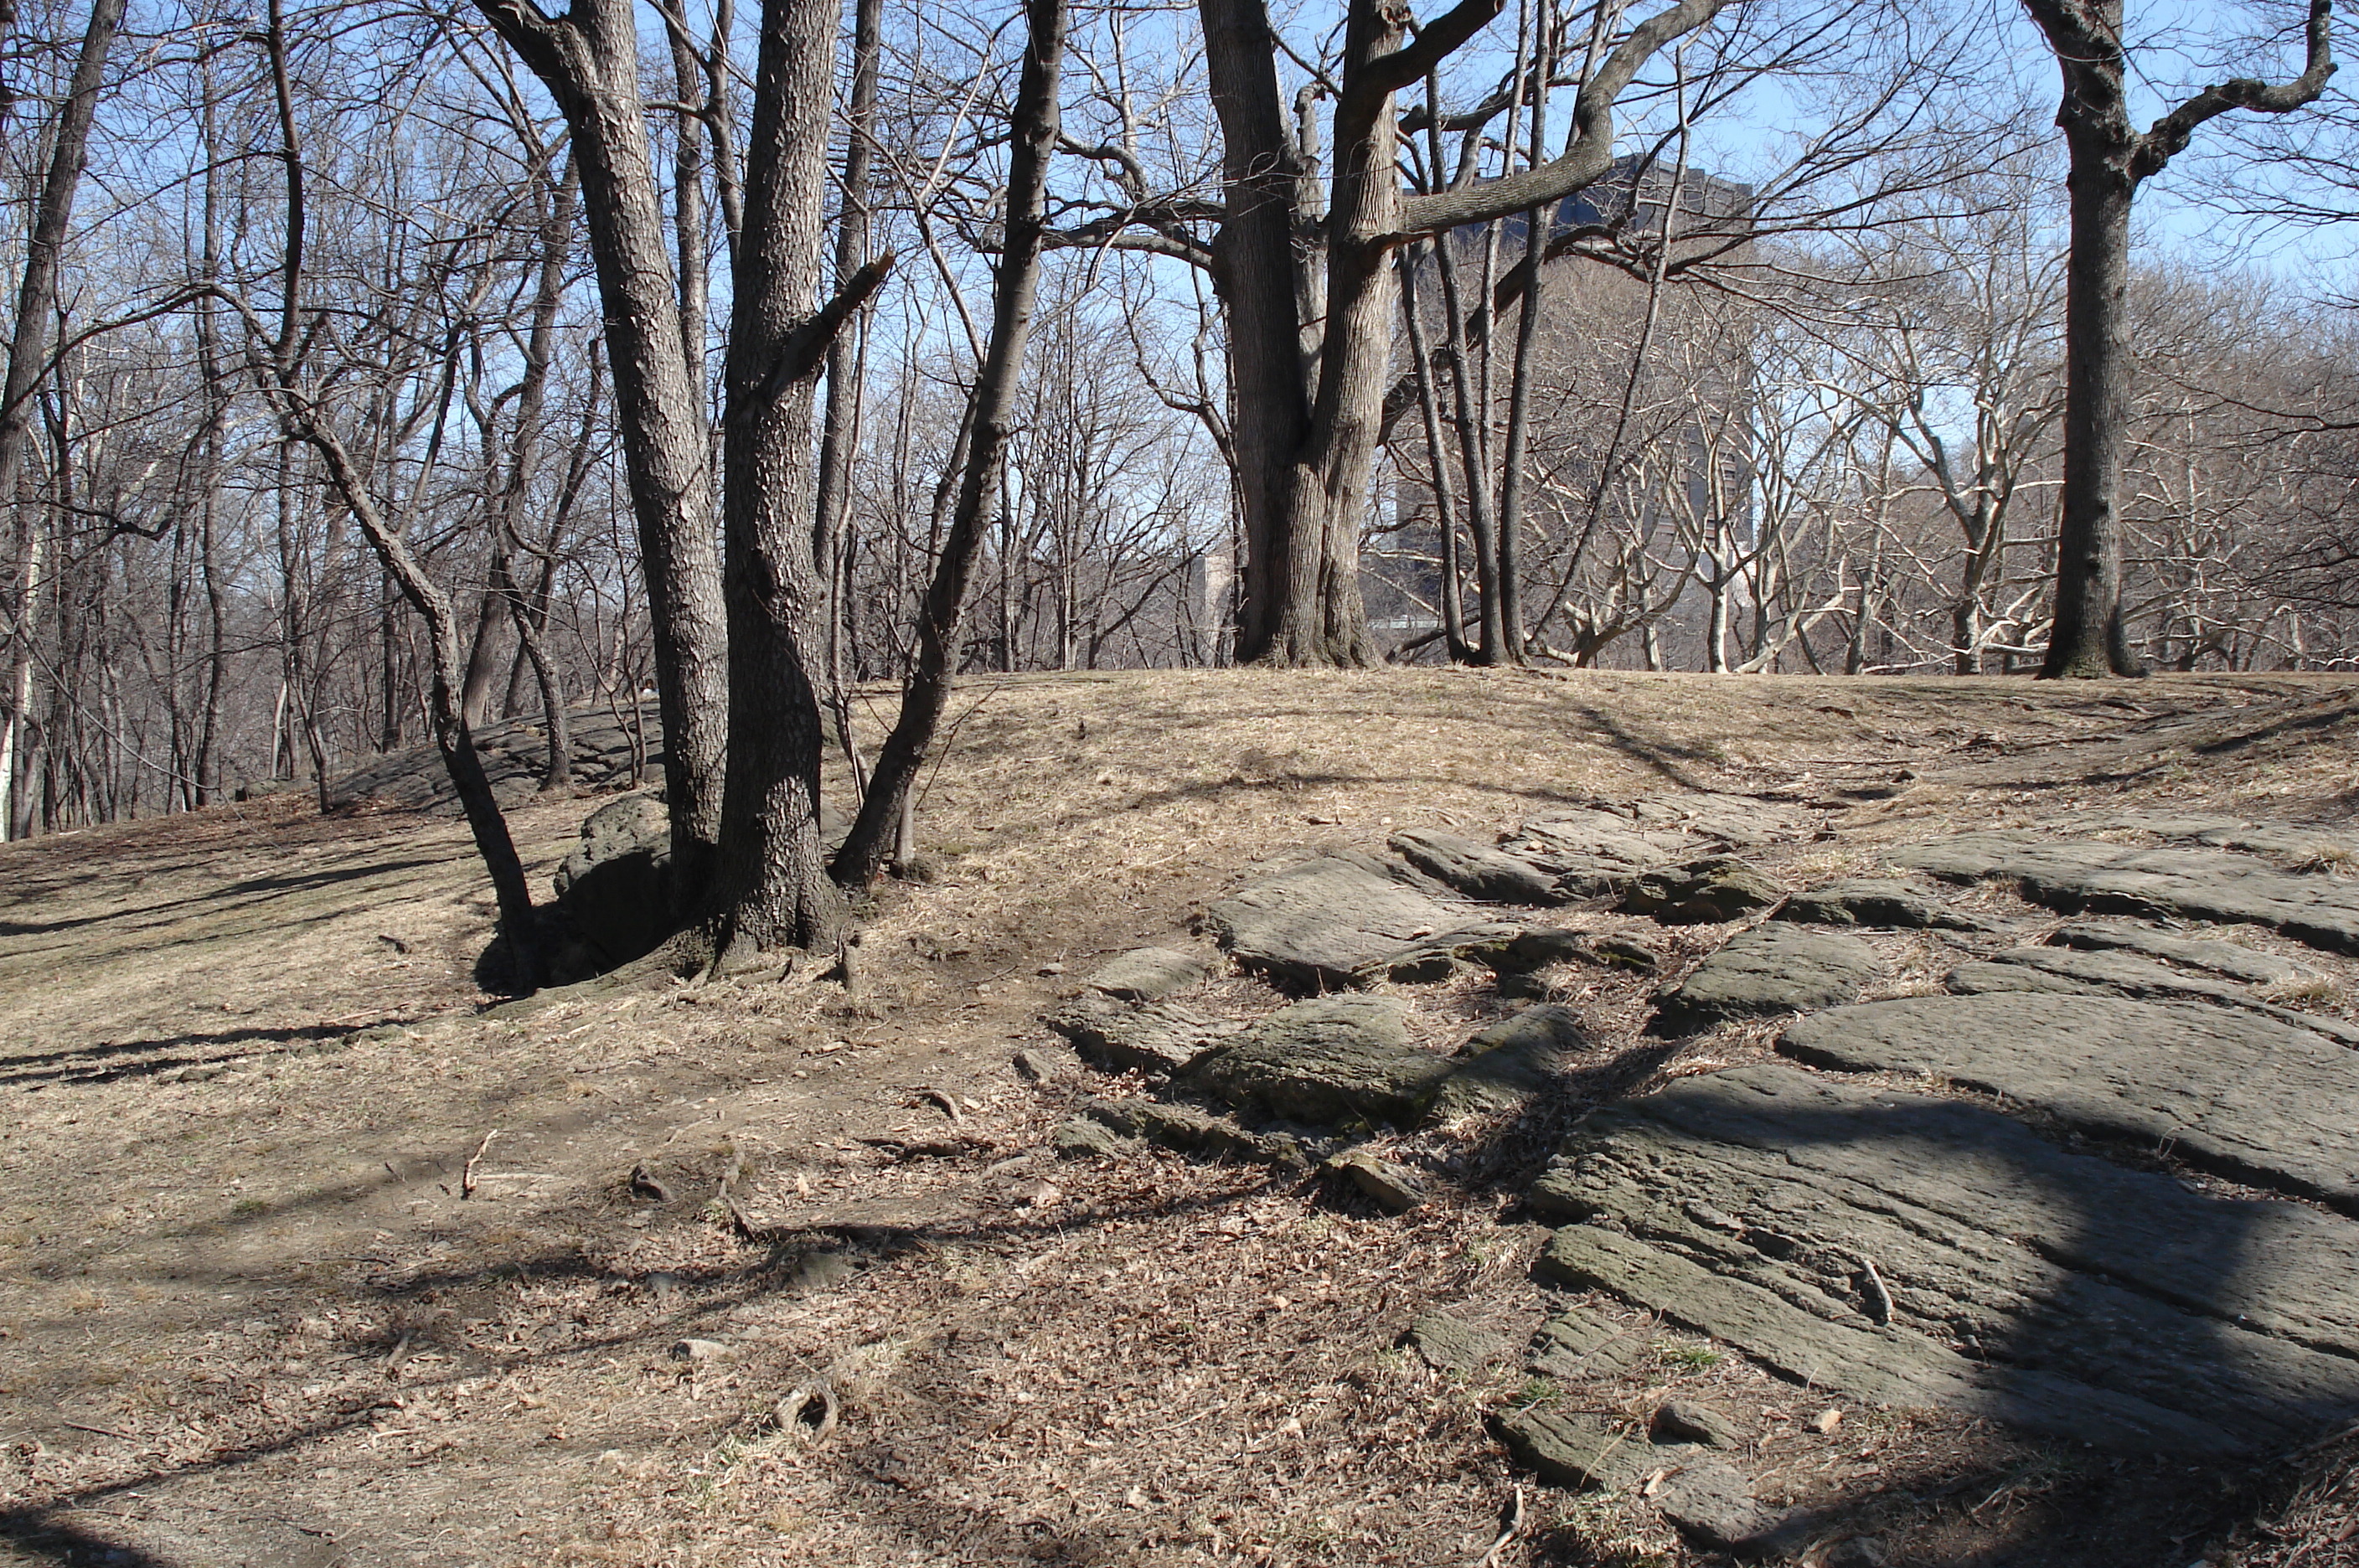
550,792,675,967
1429,1004,1590,1119
1525,1308,1650,1380
1649,926,1880,1035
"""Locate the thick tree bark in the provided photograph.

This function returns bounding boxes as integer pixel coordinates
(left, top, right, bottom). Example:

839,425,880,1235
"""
472,0,730,871
2024,0,2333,678
832,0,1069,886
1199,0,1316,663
1200,0,1730,666
709,0,863,956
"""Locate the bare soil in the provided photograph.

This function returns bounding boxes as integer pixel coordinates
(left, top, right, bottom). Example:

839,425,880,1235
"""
3,668,2356,1568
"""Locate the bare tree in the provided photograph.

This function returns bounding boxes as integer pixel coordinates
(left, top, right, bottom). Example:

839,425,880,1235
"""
471,0,731,874
0,0,124,838
2021,0,2333,677
834,0,1070,887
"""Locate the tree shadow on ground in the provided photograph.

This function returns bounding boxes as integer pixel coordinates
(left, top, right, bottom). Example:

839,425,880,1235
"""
1494,1066,2359,1564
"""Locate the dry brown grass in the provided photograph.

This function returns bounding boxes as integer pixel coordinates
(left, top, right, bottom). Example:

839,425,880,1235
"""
3,668,2356,1567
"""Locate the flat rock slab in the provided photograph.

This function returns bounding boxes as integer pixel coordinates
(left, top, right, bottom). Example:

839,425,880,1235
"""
1529,1064,2359,1454
1655,1455,1778,1551
1778,993,2359,1209
1185,995,1446,1127
1325,1147,1427,1211
1081,1097,1313,1169
1045,995,1228,1075
1500,796,1816,897
1651,927,1881,1036
2073,812,2356,865
1404,1312,1508,1373
1526,1308,1652,1380
1776,878,1992,931
1389,828,1566,905
1621,857,1788,925
2049,919,2317,985
1203,857,1517,988
1943,948,2359,1044
1887,831,2359,956
1494,1408,1660,1492
1084,946,1210,1002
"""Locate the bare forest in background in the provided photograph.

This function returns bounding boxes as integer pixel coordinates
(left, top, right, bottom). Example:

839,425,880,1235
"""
3,0,2359,846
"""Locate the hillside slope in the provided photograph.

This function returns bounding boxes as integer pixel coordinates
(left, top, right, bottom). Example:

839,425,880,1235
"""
3,668,2355,1568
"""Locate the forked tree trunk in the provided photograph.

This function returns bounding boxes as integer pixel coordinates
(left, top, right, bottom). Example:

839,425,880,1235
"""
2023,0,2333,678
710,0,881,956
1200,0,1731,667
1199,0,1321,664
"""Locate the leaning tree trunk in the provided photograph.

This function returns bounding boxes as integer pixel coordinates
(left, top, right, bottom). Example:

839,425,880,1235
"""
0,0,125,840
832,0,1069,886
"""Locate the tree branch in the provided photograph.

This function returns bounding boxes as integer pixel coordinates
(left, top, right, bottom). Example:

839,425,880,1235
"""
2134,0,2336,177
1392,0,1736,239
740,252,896,412
1355,0,1508,107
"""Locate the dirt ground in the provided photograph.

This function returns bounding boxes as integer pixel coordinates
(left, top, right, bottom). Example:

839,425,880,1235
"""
3,667,2356,1568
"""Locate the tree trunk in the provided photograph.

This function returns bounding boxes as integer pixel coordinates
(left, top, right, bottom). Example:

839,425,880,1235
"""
2041,144,2137,678
710,0,855,956
0,0,124,840
1200,0,1731,666
1198,0,1315,664
833,0,1069,886
812,0,883,686
2021,0,2332,677
473,0,730,874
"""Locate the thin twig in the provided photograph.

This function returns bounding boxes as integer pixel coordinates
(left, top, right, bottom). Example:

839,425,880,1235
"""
1478,1484,1525,1567
459,1129,501,1199
60,1421,142,1442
